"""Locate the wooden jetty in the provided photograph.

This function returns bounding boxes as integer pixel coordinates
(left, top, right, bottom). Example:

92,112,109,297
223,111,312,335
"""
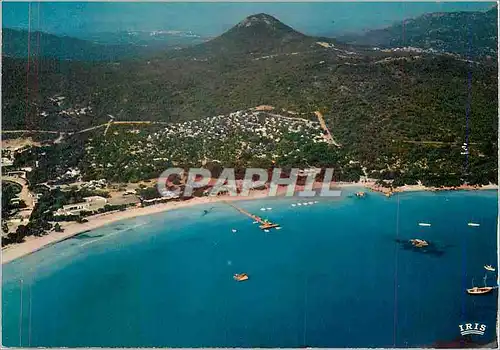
223,201,280,230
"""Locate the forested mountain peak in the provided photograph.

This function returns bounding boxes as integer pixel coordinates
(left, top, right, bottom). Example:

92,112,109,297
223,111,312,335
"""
190,13,314,56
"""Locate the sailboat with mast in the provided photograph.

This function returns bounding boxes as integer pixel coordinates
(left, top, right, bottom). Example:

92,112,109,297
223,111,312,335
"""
467,274,495,295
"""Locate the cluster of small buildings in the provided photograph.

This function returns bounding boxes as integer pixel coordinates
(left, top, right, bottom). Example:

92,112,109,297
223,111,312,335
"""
2,144,34,168
53,168,82,183
81,179,107,190
374,56,422,65
49,96,66,106
2,153,14,167
43,178,108,193
84,109,327,174
4,171,30,180
43,95,92,118
58,106,92,118
150,110,326,154
53,196,108,216
373,46,439,54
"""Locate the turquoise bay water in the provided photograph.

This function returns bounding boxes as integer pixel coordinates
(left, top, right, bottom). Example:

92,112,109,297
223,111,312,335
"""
2,190,498,347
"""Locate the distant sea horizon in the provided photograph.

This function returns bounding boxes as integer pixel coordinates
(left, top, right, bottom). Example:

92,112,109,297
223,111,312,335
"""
2,2,495,39
2,189,498,347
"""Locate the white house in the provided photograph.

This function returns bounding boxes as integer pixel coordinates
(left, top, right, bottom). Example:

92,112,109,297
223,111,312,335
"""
54,196,108,216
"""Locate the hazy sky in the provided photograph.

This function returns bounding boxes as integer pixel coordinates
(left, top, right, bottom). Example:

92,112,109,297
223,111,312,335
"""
2,2,495,37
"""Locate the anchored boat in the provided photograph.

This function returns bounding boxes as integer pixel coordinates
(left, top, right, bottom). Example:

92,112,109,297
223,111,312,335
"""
484,265,495,272
410,239,429,248
467,275,494,295
233,273,249,282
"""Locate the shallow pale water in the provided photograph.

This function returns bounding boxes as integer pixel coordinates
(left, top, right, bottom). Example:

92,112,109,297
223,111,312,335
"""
2,190,498,347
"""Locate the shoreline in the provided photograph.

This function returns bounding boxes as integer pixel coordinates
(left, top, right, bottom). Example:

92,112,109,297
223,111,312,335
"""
365,182,498,195
2,182,497,264
1,189,272,265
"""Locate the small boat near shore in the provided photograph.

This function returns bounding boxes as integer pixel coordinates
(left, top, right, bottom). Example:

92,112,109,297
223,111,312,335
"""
355,191,366,198
233,273,249,282
468,223,480,227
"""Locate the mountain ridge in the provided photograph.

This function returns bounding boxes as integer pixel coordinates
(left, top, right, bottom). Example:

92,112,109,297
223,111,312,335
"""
2,13,497,138
2,12,497,186
1,28,204,61
337,6,497,57
2,28,143,61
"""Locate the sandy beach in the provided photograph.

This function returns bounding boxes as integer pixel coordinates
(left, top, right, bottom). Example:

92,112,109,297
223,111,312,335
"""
1,189,273,264
366,182,498,195
2,182,497,264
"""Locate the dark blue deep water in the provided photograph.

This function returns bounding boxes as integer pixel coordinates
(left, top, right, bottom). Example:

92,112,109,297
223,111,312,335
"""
2,190,498,347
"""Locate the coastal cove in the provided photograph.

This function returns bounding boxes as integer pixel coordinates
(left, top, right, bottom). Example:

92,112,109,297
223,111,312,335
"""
2,183,497,265
2,189,498,347
1,3,498,348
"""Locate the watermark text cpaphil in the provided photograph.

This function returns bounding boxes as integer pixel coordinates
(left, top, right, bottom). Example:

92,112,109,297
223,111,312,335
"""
156,167,343,199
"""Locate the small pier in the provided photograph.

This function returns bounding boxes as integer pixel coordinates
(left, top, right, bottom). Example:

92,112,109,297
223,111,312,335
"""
223,201,280,230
